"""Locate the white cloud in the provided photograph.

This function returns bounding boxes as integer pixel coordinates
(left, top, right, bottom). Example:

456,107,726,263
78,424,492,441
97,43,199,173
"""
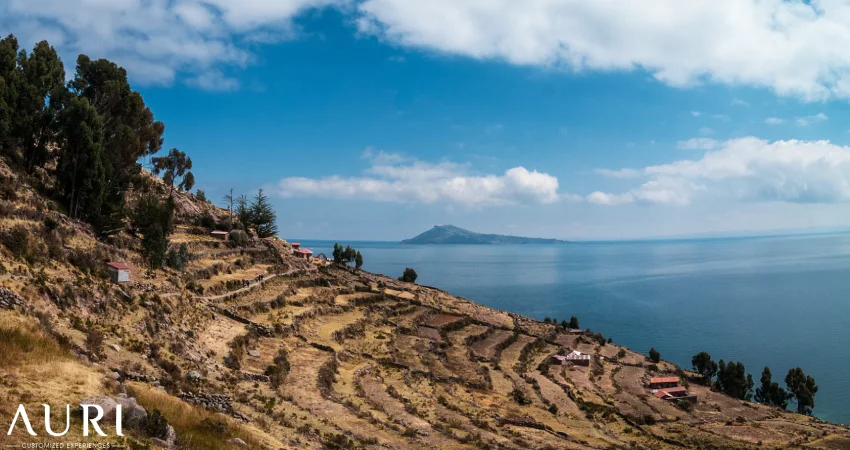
11,1,850,99
594,168,641,179
0,0,339,89
795,112,829,127
677,138,718,150
765,117,786,125
691,111,702,117
590,138,850,206
731,98,750,107
356,0,850,101
277,156,563,206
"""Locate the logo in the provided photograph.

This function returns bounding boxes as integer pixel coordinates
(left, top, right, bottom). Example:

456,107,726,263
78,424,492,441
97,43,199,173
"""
7,404,124,437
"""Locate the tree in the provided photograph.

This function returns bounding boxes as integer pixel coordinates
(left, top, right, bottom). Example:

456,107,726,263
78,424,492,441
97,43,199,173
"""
15,40,66,173
222,188,234,223
560,319,568,330
691,352,718,385
56,96,105,221
152,148,193,196
195,189,206,202
131,193,174,268
754,367,791,409
716,360,753,400
70,54,165,235
355,251,363,271
236,194,250,229
249,189,277,237
399,267,418,283
568,316,580,329
648,347,661,363
785,367,818,415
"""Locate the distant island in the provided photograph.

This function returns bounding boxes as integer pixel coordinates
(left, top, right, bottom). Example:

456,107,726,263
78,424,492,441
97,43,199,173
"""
401,225,568,245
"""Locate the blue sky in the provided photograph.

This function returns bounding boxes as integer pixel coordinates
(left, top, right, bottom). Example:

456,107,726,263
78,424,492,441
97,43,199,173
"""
6,1,850,240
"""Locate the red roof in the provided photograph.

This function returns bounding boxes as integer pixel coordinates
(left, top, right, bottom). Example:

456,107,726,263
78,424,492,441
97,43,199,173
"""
291,242,300,246
107,262,130,270
295,248,313,255
650,377,679,384
655,386,688,398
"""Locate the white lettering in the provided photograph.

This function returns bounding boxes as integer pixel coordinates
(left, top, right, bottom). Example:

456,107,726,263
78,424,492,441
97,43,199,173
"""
115,404,124,437
43,404,71,437
7,404,37,436
81,404,107,437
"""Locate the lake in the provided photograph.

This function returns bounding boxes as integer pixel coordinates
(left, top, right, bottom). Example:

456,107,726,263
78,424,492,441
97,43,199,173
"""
297,233,850,424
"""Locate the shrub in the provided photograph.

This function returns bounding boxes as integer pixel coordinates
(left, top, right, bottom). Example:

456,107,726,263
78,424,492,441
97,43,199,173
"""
198,214,216,229
166,244,191,270
399,267,418,283
510,388,532,406
85,328,104,357
146,409,170,439
649,347,661,363
229,229,248,246
617,349,626,358
195,190,207,202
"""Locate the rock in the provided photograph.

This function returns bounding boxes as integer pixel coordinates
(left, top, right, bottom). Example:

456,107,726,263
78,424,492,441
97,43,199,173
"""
186,371,202,382
0,288,26,310
247,350,260,357
80,395,117,422
227,438,248,448
107,371,121,380
108,344,120,352
123,405,148,430
164,425,177,445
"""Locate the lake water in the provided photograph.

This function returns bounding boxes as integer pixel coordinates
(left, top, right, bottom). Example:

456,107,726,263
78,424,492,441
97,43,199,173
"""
298,233,850,424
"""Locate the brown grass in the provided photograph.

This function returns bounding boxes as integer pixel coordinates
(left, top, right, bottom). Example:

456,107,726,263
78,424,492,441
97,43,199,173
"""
127,382,266,450
0,320,69,368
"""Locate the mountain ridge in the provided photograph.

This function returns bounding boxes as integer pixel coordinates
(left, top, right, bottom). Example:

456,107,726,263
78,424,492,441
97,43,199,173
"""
401,225,568,245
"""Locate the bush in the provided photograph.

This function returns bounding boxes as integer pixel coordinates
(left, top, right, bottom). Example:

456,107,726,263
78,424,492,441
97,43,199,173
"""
198,215,216,230
146,409,170,439
166,244,191,270
649,347,661,363
399,267,418,283
85,328,104,357
195,190,207,202
510,388,532,406
229,229,248,246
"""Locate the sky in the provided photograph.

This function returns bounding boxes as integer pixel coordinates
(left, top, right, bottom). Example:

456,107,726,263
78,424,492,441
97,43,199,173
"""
6,0,850,240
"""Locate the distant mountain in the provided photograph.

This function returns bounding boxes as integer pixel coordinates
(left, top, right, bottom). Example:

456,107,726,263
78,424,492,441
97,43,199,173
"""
401,225,568,245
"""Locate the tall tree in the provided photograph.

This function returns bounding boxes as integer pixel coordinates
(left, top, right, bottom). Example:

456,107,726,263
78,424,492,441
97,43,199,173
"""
355,251,363,271
236,194,250,229
56,96,105,221
648,347,661,363
249,188,277,238
14,40,66,173
568,316,580,329
222,188,234,223
754,367,791,409
716,360,754,400
0,35,18,156
152,148,193,195
131,193,174,268
785,367,818,415
70,55,165,235
691,352,718,385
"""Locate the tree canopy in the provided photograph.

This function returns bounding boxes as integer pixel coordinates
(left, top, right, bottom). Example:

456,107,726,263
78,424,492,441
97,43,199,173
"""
691,351,719,385
250,189,277,238
785,367,818,415
152,148,193,195
754,367,791,410
399,267,418,283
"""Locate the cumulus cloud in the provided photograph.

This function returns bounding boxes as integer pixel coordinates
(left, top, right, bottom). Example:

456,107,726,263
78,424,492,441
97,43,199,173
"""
677,138,719,150
11,1,850,99
765,117,786,125
795,112,829,127
277,151,562,206
590,138,850,206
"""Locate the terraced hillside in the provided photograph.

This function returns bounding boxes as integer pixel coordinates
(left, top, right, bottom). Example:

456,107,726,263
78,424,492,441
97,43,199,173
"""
1,165,849,449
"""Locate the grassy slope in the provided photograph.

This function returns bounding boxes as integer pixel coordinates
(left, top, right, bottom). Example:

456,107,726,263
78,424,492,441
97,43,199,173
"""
1,160,850,449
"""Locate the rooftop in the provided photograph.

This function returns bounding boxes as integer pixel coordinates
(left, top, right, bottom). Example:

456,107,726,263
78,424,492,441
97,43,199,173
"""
107,262,130,270
650,376,679,384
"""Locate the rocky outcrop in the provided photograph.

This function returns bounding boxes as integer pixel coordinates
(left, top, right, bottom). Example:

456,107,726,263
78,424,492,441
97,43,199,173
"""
0,288,25,310
179,391,250,421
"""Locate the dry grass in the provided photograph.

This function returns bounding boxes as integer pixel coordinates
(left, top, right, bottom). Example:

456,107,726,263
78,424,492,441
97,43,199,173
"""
127,382,267,450
0,317,69,368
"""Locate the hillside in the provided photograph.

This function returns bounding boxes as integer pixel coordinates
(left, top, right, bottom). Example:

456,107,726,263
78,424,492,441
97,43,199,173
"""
402,225,567,245
0,159,849,449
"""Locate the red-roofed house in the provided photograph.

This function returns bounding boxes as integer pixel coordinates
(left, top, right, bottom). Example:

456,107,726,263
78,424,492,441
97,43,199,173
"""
649,376,679,389
654,386,697,403
291,242,301,249
107,262,130,284
294,248,313,260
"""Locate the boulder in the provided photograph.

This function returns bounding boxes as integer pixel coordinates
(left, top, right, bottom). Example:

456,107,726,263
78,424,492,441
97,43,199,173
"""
150,438,171,449
247,350,260,358
186,371,202,382
227,438,248,447
108,344,120,352
80,395,118,422
123,405,148,430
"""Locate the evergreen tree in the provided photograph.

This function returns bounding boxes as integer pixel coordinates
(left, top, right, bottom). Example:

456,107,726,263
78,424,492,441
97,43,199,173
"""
648,347,661,363
236,194,250,229
56,96,105,221
755,367,791,409
249,188,278,238
0,35,17,155
355,251,363,271
716,360,754,400
70,55,165,235
560,319,568,330
131,193,174,268
691,351,718,385
399,267,418,283
785,367,818,415
568,316,580,329
152,148,193,195
221,188,234,223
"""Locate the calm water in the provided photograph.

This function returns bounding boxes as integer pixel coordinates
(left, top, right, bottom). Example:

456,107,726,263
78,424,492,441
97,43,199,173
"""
299,234,850,424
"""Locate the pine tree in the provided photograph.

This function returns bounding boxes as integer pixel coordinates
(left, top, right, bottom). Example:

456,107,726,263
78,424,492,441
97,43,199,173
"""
132,193,174,268
355,251,363,271
236,194,250,230
568,316,580,329
786,367,818,415
250,188,278,238
56,96,105,221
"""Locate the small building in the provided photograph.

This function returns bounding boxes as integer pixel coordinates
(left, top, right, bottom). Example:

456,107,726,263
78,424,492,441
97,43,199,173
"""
210,230,229,241
294,248,313,259
291,242,301,249
654,386,697,403
567,328,584,335
649,376,679,389
553,350,590,366
106,262,130,284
